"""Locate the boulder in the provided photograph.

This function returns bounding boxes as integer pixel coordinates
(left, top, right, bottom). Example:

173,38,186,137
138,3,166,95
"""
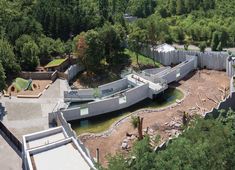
121,142,128,150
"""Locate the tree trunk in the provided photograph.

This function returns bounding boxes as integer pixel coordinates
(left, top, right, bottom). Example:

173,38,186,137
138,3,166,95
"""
137,117,144,140
151,45,156,65
136,53,140,68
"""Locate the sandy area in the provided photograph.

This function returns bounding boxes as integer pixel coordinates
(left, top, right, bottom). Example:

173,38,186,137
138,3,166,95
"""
8,80,51,96
79,70,230,166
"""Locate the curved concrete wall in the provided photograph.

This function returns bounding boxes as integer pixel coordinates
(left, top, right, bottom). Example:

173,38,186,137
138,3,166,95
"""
61,84,149,121
61,54,198,121
64,78,129,101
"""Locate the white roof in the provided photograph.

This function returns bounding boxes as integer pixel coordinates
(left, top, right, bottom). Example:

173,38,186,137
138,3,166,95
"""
27,132,66,149
23,127,96,170
152,43,176,53
29,139,92,170
23,127,68,150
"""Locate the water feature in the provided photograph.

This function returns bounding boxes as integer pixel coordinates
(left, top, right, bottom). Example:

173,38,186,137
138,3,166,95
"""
69,87,184,135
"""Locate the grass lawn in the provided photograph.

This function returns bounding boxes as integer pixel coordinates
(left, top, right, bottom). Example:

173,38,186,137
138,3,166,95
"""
45,58,67,68
124,49,161,68
13,78,32,91
70,88,184,135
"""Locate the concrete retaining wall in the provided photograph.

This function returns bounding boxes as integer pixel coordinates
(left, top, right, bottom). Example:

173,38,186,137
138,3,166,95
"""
61,107,81,121
226,58,235,77
98,78,128,97
65,64,85,82
141,46,228,70
48,112,94,162
64,78,129,101
144,55,197,84
64,89,94,101
62,84,149,120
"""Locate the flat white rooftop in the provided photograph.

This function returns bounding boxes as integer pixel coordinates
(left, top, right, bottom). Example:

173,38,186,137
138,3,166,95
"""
27,132,66,149
23,127,96,170
24,126,67,150
30,140,91,170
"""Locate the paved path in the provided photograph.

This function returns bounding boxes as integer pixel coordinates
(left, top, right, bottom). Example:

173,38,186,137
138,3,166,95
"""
0,79,70,140
0,79,70,170
0,132,22,170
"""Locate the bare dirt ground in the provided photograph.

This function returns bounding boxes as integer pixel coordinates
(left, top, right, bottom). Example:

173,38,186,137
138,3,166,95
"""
80,70,230,166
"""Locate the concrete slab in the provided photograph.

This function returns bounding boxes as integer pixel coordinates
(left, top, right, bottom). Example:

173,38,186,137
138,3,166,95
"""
31,143,91,170
0,133,22,170
27,132,66,149
5,102,42,121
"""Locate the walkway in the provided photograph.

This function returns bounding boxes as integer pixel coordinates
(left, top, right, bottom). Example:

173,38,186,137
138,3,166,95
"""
0,132,22,170
126,74,165,92
0,79,70,140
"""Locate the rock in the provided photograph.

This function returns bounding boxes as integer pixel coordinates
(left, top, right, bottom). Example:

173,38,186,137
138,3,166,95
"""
121,142,128,149
149,128,154,133
174,123,181,128
176,99,181,104
130,135,136,140
170,129,178,136
123,139,129,143
189,107,196,111
169,121,175,127
127,136,131,140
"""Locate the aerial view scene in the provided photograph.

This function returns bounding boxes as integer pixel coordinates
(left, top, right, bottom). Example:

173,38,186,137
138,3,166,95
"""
1,0,235,170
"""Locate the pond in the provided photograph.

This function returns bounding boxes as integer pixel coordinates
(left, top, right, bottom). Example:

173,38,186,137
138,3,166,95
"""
69,87,184,135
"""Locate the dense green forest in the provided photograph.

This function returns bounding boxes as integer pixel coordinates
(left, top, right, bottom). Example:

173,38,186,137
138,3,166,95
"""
104,109,235,170
0,0,235,90
0,0,235,168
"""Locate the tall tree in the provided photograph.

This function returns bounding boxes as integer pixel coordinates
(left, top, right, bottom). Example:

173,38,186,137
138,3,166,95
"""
176,0,185,15
100,23,125,66
128,27,146,66
131,116,144,140
211,31,220,51
15,35,39,71
0,39,20,75
76,30,105,73
99,0,109,23
0,62,6,91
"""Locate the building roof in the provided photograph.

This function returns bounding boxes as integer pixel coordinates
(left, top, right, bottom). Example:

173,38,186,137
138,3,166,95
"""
44,58,68,68
152,43,176,53
23,127,68,150
23,127,96,170
27,138,94,170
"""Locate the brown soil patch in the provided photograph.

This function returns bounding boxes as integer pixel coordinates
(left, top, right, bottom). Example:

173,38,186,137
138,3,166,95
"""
79,70,230,166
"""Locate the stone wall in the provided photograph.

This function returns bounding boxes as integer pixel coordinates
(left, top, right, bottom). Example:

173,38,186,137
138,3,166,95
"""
20,71,57,80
